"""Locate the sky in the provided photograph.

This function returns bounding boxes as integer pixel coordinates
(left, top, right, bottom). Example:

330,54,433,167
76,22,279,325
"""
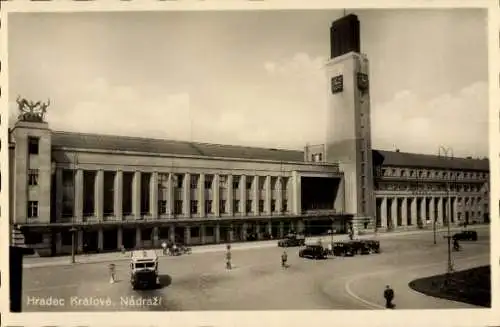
7,9,489,158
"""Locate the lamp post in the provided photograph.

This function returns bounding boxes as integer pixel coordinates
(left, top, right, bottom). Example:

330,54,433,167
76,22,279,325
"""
438,146,454,275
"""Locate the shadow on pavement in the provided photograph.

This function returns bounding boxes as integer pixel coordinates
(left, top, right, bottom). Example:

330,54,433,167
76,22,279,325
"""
155,274,173,290
408,265,491,308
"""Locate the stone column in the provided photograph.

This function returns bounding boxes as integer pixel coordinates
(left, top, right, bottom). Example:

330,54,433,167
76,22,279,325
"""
135,228,141,248
334,176,345,213
401,198,407,227
227,175,234,215
240,175,247,215
200,225,206,244
390,198,397,228
279,221,285,238
437,197,444,224
55,232,62,254
267,221,272,235
419,197,426,225
77,230,84,253
199,174,205,217
297,220,305,233
114,171,123,220
213,174,220,217
410,197,417,226
292,171,302,215
265,176,272,214
150,171,159,219
241,222,248,240
183,173,191,217
132,171,141,219
168,225,175,242
429,198,435,224
228,224,234,242
184,226,191,245
276,177,283,215
97,228,104,251
167,173,174,217
55,168,63,221
74,169,84,222
380,197,387,228
215,224,220,243
117,227,123,248
452,197,458,224
252,176,259,215
94,170,104,221
152,227,159,247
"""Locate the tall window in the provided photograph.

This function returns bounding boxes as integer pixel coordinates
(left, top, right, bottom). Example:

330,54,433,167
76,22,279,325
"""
28,137,39,155
190,200,198,214
205,200,212,214
28,169,39,186
174,200,183,215
232,177,240,190
204,177,213,190
190,175,199,189
158,200,168,214
246,200,252,213
234,200,240,213
282,199,288,212
271,200,276,212
220,200,226,214
258,200,264,212
219,175,227,188
28,201,39,218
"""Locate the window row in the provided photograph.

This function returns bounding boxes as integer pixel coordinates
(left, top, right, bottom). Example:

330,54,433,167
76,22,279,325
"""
377,182,485,193
380,167,487,180
159,199,289,215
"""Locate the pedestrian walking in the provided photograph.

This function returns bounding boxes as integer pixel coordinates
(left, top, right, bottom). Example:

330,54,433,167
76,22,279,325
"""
453,238,460,252
281,250,288,268
383,285,395,309
120,244,126,255
327,242,333,256
226,244,232,270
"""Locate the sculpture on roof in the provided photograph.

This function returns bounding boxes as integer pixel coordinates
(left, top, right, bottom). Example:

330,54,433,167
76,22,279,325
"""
16,96,50,123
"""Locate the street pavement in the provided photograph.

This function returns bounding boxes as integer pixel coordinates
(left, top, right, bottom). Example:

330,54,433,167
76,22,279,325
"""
22,224,488,268
21,227,490,311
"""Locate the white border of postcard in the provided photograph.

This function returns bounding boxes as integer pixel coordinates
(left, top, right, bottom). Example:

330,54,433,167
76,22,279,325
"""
1,1,499,327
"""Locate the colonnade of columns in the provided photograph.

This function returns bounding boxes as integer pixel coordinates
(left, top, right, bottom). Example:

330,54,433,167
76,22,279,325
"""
55,169,299,222
377,194,482,229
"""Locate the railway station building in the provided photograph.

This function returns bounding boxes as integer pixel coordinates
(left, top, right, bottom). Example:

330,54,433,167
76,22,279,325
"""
8,14,490,256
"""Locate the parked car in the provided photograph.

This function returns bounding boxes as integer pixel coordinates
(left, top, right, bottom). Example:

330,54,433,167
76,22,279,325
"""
299,245,327,259
332,241,355,257
453,230,478,241
362,240,381,253
278,233,306,247
348,240,370,255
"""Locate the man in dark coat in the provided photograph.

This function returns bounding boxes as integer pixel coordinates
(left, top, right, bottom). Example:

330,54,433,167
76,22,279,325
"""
384,285,395,309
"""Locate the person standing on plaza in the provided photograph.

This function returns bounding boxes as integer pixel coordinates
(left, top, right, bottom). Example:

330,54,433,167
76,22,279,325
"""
383,285,395,309
226,244,232,270
281,250,288,268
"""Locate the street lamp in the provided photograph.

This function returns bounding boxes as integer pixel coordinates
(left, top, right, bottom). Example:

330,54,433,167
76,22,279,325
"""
438,146,454,275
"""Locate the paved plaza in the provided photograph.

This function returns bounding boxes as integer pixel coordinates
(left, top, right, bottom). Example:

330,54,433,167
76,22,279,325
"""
22,228,490,311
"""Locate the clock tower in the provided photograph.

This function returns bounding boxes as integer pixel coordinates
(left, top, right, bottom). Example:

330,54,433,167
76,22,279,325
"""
324,14,375,233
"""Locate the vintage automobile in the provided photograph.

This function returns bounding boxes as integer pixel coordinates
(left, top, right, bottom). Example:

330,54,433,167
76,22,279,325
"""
299,244,328,259
278,233,306,247
348,240,371,255
452,230,478,241
130,250,160,290
331,241,355,256
362,239,381,253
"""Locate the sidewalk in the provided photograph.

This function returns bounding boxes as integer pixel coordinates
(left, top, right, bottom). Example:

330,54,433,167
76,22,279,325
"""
22,224,489,269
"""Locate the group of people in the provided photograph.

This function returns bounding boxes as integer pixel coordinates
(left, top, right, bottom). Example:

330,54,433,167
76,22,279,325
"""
161,239,188,256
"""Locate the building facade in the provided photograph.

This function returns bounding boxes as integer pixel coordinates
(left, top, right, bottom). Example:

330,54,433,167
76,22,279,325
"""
8,121,489,256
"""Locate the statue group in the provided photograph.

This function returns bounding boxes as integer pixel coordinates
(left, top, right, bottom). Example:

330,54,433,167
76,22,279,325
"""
16,96,50,123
